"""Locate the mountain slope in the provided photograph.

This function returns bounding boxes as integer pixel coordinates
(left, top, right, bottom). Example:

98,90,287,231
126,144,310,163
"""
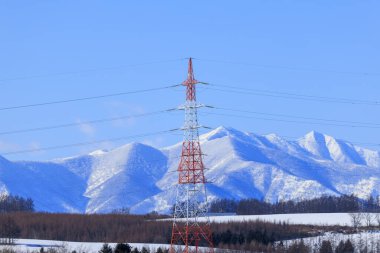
0,158,88,212
135,127,380,213
0,127,379,213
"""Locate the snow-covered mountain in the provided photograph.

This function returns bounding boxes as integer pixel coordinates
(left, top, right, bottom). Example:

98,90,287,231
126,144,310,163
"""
1,127,379,214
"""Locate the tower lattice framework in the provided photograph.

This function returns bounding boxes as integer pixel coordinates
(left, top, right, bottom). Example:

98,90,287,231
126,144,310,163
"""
170,58,214,253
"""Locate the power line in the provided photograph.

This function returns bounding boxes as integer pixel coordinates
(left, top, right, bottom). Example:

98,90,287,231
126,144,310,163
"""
194,58,380,76
200,111,380,130
204,84,380,106
3,123,379,158
2,129,180,155
204,108,380,148
213,84,380,105
0,84,180,111
0,58,187,83
213,107,380,127
198,120,380,148
0,109,179,136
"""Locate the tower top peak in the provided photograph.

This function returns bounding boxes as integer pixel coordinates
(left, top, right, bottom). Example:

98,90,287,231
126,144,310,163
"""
183,57,198,87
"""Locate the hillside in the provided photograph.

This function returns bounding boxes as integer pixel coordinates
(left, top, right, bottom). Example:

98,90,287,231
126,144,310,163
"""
0,126,379,213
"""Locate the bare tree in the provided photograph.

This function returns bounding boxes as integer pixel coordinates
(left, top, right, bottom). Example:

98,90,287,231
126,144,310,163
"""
0,216,20,245
349,212,362,228
375,213,380,226
363,212,373,227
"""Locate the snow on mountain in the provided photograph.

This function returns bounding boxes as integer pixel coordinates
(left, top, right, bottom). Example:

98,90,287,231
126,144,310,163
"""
0,127,379,214
298,131,375,165
0,158,88,212
83,143,167,213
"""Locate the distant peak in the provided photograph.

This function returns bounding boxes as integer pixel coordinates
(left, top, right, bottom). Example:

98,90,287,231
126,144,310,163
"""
201,126,242,141
88,149,108,156
215,126,244,134
299,131,327,147
303,131,339,144
265,133,281,139
114,142,140,151
214,126,233,132
113,142,158,154
304,130,324,139
129,141,154,148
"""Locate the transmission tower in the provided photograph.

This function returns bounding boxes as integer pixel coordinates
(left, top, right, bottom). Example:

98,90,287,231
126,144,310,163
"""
170,58,214,253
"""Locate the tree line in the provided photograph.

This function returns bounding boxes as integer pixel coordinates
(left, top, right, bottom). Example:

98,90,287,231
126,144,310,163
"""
97,243,167,253
0,212,316,249
276,239,356,253
0,238,375,253
3,212,380,252
0,194,34,213
210,195,380,215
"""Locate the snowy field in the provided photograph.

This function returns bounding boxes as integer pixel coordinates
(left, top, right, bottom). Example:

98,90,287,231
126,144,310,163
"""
169,213,356,226
2,214,374,252
0,239,170,253
286,231,380,251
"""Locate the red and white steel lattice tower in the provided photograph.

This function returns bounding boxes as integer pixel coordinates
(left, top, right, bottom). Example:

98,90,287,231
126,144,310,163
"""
170,58,214,253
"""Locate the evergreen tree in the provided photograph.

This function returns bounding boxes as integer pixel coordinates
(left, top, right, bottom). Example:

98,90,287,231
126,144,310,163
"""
335,240,355,253
211,194,380,215
343,240,354,253
335,240,354,253
287,240,309,253
335,241,345,253
99,243,113,253
319,240,333,253
141,247,149,253
114,243,131,253
0,195,34,213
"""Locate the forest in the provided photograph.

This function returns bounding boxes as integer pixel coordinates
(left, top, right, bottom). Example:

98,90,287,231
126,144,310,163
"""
0,195,34,213
209,195,380,215
0,212,315,245
2,211,378,252
2,195,380,252
0,210,337,253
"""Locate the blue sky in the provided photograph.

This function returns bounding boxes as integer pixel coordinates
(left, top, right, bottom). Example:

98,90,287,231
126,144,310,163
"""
0,1,379,160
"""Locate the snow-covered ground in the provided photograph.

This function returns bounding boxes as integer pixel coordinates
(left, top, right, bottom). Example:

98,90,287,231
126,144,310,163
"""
0,239,170,253
211,213,354,226
168,213,358,226
286,231,380,251
2,213,378,253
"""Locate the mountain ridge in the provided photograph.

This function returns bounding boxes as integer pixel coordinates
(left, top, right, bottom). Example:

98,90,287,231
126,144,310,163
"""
0,126,379,214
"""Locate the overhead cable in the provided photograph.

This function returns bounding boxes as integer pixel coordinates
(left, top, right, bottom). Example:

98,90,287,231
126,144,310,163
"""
0,58,187,83
0,84,180,111
194,58,380,76
2,129,180,155
0,109,178,136
204,84,380,106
